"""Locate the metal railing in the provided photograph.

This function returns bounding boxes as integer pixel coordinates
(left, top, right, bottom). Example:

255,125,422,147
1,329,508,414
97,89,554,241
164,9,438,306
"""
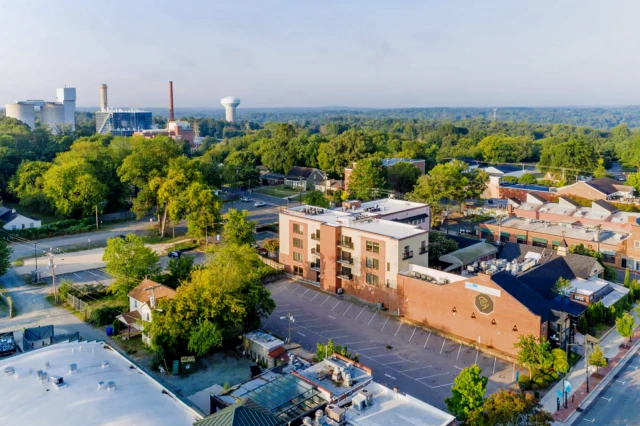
310,262,321,271
337,273,353,281
402,250,414,260
311,233,320,240
419,246,428,254
338,241,354,249
337,257,353,265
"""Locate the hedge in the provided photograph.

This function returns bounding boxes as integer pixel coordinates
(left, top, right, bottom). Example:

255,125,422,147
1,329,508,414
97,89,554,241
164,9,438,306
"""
6,218,95,240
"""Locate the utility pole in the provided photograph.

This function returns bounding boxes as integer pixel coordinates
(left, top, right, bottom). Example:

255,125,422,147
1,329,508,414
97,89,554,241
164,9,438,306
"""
95,205,99,230
34,242,38,272
280,313,295,344
48,249,57,304
173,224,176,251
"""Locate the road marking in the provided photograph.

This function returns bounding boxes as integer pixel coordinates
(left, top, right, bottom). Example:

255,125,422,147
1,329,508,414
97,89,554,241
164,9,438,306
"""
475,350,479,365
453,365,463,370
356,347,386,352
616,380,627,385
456,344,462,361
300,289,310,298
290,284,300,293
408,327,417,343
328,315,336,320
424,332,432,348
354,307,366,321
294,319,318,323
384,373,397,380
73,272,82,279
385,360,407,366
583,419,595,423
340,340,367,346
394,323,402,336
493,357,497,374
398,365,432,372
416,372,448,380
332,301,341,311
343,303,353,316
430,382,455,389
309,293,320,302
601,397,612,402
381,317,390,331
273,308,300,314
87,270,100,277
320,295,331,306
297,332,306,337
440,339,447,354
367,312,377,326
632,366,639,370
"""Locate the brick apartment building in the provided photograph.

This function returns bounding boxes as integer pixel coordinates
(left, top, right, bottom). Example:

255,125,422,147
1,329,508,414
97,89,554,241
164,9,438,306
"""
279,199,431,309
477,194,640,271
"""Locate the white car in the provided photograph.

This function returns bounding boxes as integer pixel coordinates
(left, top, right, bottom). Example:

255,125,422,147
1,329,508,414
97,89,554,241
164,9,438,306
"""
254,201,266,208
240,196,250,202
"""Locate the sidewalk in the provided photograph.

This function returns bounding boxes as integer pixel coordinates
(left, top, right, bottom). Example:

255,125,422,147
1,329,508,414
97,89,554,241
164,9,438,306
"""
540,307,640,423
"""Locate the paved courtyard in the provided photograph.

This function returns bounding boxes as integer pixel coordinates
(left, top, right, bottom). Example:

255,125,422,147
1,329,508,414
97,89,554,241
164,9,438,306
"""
264,279,526,410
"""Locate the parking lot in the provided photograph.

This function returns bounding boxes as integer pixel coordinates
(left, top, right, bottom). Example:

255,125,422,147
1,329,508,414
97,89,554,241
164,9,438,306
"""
264,279,525,410
38,267,113,287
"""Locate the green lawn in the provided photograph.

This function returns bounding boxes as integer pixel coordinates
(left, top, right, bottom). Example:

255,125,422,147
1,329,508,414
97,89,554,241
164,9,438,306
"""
254,185,301,198
3,202,62,224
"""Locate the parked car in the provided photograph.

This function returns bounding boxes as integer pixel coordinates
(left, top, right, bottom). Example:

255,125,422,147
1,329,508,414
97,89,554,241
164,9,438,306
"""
240,196,250,202
168,250,183,258
254,201,266,207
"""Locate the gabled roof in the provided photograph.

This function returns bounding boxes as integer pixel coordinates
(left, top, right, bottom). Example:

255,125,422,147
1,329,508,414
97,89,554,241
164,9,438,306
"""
527,193,548,204
128,279,176,305
118,310,142,326
558,196,582,209
284,167,324,180
491,272,550,321
592,199,618,214
439,242,498,269
586,177,634,195
194,398,281,426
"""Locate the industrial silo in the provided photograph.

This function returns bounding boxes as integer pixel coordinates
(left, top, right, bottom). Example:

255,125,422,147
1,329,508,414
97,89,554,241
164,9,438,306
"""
5,103,35,129
40,103,66,134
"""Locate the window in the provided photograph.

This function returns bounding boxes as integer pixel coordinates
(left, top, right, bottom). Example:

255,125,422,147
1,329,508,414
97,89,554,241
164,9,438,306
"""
293,266,304,276
365,257,379,270
293,224,303,235
21,224,25,229
366,273,379,286
387,262,390,272
11,225,15,230
293,238,303,249
636,241,640,249
134,300,138,308
340,236,353,248
366,241,380,253
146,313,150,321
293,252,303,263
602,253,616,264
29,223,34,228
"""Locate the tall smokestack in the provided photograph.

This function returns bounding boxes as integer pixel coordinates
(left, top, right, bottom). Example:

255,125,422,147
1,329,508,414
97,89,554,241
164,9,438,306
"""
168,81,174,122
100,84,108,111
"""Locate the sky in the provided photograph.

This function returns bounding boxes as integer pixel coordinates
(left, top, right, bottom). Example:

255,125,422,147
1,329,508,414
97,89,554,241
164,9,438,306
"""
1,0,639,109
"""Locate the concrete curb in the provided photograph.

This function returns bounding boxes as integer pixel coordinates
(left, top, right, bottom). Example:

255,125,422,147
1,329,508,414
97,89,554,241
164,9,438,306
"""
561,340,640,425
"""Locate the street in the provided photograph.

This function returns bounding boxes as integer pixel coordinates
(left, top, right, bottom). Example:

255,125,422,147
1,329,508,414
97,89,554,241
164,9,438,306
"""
263,279,525,410
575,348,640,425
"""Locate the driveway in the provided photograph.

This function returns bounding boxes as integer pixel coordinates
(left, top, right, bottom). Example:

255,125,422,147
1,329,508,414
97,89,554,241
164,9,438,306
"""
264,279,524,410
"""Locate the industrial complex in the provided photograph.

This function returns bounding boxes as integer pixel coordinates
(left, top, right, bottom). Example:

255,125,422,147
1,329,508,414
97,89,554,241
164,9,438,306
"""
95,84,152,136
5,87,76,133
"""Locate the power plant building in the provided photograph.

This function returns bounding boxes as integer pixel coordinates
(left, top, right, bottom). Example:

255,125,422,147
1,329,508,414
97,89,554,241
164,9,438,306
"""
5,87,76,133
95,84,152,136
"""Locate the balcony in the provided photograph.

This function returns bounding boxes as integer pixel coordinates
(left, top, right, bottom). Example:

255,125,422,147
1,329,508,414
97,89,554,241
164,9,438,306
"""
310,262,321,272
338,241,354,250
337,273,353,281
310,248,320,257
402,250,414,260
337,257,353,265
311,233,320,241
419,246,428,255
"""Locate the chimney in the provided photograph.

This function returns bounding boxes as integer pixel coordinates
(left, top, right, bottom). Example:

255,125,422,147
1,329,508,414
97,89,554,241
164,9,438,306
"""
100,84,108,111
507,203,514,217
168,81,175,122
557,231,569,257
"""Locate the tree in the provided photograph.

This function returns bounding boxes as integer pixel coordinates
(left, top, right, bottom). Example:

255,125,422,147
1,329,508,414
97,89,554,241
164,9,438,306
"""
513,334,552,381
593,158,608,179
588,345,608,375
223,209,256,246
624,268,631,287
9,161,52,213
553,277,572,298
577,315,588,334
625,172,640,194
183,182,222,240
477,135,533,163
263,238,280,258
347,157,386,201
0,240,11,277
317,129,375,177
616,312,635,342
314,339,359,363
148,244,275,356
517,173,538,185
552,348,569,375
467,389,552,426
538,137,598,174
445,364,487,422
428,232,458,263
303,190,329,208
163,256,195,289
387,161,422,193
102,234,161,301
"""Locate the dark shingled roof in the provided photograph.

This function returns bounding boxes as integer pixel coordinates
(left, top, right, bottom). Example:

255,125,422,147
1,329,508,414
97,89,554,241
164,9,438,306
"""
491,272,551,321
558,196,582,208
549,296,588,317
446,234,483,250
586,177,633,195
592,199,618,214
194,398,282,426
285,167,323,180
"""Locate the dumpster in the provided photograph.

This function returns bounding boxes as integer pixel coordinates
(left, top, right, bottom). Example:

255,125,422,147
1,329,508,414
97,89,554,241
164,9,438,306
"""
180,356,196,374
172,360,180,375
106,327,113,337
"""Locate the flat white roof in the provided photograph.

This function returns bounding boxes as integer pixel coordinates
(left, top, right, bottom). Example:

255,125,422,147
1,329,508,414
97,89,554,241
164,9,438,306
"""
0,341,200,426
346,219,426,239
245,330,284,351
402,265,466,283
344,381,455,426
496,217,627,245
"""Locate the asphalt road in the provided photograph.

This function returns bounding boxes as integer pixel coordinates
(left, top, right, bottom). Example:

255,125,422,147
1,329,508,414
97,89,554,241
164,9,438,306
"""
263,279,525,410
574,348,640,426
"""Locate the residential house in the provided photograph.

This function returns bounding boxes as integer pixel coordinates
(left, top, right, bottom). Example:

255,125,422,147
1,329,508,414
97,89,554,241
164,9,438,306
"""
284,167,326,190
315,179,344,194
0,206,42,231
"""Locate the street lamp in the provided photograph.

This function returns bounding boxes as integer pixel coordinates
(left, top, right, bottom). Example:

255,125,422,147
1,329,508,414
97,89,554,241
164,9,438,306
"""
443,209,450,235
280,313,295,343
561,340,591,409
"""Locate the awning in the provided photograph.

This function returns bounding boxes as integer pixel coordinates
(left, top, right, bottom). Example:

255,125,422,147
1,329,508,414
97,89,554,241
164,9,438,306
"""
480,228,494,234
516,234,527,239
599,249,616,256
552,241,561,246
500,232,510,237
532,237,548,243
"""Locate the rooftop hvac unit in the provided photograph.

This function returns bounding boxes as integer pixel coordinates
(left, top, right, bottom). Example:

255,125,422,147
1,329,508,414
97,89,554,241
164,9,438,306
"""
302,417,313,426
325,405,346,422
343,371,352,386
361,388,373,406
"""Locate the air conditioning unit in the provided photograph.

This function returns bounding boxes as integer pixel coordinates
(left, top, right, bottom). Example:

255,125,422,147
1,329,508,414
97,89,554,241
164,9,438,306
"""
325,405,345,422
336,288,343,294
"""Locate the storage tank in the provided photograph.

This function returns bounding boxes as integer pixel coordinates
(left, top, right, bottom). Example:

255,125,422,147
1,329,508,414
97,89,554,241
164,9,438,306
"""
5,103,35,129
40,103,66,134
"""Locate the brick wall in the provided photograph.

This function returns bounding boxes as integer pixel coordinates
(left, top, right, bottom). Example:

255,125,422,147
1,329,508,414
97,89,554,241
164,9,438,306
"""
556,182,607,201
498,187,555,202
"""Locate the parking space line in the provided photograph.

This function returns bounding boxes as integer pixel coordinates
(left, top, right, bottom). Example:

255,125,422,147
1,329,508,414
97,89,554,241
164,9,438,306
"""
354,307,366,321
73,272,82,279
294,319,318,323
385,360,407,366
456,344,462,361
398,365,432,373
394,323,402,336
300,289,310,298
493,357,497,374
440,338,447,354
343,303,353,316
320,295,331,306
367,312,377,326
416,372,448,381
430,382,454,389
475,350,479,365
366,351,396,357
87,270,101,277
381,317,390,331
408,327,417,343
273,308,300,314
332,301,341,311
290,285,300,293
424,332,431,348
340,340,367,346
310,293,320,302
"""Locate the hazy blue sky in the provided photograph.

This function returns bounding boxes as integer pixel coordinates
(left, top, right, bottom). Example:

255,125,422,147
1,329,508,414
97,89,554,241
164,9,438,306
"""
1,0,639,108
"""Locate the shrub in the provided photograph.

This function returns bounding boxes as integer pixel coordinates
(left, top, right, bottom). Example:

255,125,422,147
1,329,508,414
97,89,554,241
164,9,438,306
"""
91,306,125,326
518,374,531,390
13,259,24,267
577,315,588,334
112,318,121,334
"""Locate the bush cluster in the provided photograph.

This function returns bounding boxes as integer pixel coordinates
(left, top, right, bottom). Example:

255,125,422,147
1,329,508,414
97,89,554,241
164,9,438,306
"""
7,218,94,239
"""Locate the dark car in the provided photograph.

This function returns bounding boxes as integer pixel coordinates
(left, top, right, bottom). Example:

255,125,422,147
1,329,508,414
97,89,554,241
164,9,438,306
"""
168,250,183,258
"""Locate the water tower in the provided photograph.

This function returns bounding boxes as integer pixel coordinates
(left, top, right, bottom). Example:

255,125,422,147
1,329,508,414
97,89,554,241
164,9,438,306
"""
220,96,240,122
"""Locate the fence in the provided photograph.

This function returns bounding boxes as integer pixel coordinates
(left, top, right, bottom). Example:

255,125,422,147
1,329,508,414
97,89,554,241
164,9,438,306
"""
284,273,320,287
67,294,90,320
99,211,136,222
259,256,284,270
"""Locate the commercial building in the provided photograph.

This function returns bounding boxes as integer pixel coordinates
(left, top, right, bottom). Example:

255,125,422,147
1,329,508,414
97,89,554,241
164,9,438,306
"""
555,177,636,201
279,199,431,309
344,158,426,192
5,87,76,133
0,341,202,425
243,330,287,368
